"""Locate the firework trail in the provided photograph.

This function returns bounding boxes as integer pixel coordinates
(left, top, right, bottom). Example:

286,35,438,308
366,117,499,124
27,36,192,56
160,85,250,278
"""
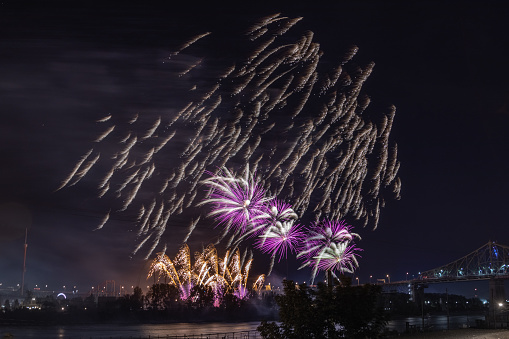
297,219,362,283
183,216,201,243
179,281,194,301
147,247,172,283
252,274,266,292
58,13,400,258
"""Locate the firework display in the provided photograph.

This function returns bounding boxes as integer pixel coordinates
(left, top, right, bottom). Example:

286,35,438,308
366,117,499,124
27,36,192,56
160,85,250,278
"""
58,13,400,266
147,243,264,305
200,168,306,275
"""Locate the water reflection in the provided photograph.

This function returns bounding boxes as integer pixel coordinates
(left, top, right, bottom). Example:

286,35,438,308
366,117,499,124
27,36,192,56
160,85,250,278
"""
387,313,485,333
0,322,261,339
0,315,487,338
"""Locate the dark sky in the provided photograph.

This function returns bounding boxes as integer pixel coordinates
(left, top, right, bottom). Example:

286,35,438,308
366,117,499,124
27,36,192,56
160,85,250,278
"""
1,1,509,298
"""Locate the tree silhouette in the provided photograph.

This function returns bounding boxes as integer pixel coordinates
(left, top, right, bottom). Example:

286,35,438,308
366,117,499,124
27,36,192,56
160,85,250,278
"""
258,279,387,338
146,283,179,310
130,286,144,310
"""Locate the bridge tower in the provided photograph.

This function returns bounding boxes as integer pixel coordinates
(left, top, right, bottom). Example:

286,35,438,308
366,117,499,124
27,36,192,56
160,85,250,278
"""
410,282,427,303
489,278,506,326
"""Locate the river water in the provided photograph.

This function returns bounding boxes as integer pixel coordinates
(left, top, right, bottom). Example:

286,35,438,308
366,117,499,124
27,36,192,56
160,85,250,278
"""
1,322,260,339
387,313,486,333
0,314,486,338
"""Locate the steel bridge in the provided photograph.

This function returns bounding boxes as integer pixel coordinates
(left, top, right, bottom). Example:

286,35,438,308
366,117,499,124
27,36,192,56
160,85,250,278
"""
380,242,509,300
414,241,509,327
418,241,509,282
380,242,509,328
380,241,509,324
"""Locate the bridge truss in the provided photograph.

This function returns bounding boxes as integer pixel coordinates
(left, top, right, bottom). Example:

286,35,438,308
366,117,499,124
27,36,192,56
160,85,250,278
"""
419,241,509,281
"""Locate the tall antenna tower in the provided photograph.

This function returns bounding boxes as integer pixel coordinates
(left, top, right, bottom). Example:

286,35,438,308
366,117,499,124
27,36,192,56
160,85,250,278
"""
21,228,28,296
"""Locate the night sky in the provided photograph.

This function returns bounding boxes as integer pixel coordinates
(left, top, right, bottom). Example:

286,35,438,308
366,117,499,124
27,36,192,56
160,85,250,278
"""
1,1,509,299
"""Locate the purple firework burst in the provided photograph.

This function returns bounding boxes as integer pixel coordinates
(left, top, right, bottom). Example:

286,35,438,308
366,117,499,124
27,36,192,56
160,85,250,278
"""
255,220,305,263
297,219,359,261
314,242,361,274
297,219,361,283
256,199,298,224
227,198,301,276
199,166,272,235
245,198,298,238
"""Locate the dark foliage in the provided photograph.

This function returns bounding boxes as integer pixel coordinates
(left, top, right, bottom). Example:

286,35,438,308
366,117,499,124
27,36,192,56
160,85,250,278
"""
333,282,388,338
146,283,180,310
258,278,388,338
